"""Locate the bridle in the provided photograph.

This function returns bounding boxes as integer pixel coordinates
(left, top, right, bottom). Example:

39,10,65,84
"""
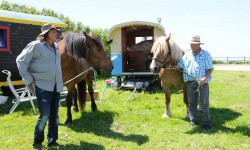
85,42,110,67
56,34,110,67
152,41,172,68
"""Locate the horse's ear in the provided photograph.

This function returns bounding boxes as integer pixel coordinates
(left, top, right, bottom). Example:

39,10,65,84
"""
88,32,93,36
154,35,158,42
83,31,87,37
106,38,113,44
165,33,171,42
84,32,94,45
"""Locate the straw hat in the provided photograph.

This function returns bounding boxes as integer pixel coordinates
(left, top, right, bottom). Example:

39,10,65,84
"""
39,23,59,36
190,35,204,44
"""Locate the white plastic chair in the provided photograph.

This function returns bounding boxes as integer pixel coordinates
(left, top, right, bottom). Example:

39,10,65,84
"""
2,70,37,115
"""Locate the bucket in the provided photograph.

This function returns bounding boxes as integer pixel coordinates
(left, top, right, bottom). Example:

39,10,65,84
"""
111,76,118,90
105,79,112,87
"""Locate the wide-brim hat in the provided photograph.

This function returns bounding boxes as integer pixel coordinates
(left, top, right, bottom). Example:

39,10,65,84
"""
190,35,204,44
39,23,60,36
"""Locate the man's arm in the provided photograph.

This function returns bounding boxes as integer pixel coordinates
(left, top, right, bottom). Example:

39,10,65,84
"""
198,69,213,85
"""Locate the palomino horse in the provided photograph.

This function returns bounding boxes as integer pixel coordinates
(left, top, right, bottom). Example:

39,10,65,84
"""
149,34,189,118
57,32,113,125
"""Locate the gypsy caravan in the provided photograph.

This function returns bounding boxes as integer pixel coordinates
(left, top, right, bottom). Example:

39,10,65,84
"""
108,21,166,92
109,21,166,76
0,10,67,95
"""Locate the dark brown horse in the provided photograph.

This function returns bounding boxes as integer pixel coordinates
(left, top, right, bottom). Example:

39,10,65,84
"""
57,32,113,125
149,34,189,118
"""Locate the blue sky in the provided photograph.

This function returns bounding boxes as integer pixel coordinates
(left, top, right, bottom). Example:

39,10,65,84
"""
2,0,250,57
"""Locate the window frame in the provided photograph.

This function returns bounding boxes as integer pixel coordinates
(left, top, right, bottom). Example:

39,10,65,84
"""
0,26,10,52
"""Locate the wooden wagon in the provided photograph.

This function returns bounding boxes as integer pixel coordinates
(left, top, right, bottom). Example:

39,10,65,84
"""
109,21,166,77
108,21,166,92
0,10,67,94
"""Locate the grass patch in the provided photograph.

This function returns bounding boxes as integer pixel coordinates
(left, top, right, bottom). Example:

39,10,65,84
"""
0,71,249,149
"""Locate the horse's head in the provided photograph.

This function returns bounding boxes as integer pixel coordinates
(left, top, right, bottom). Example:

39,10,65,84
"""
60,32,113,72
150,34,172,73
84,32,113,72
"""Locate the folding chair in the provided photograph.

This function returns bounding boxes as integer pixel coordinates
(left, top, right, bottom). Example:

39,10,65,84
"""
59,90,68,106
2,70,37,115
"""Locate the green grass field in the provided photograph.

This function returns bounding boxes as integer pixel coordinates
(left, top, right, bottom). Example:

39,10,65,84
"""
0,70,249,150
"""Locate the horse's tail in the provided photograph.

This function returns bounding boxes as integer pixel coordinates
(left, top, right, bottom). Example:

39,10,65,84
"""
77,79,86,111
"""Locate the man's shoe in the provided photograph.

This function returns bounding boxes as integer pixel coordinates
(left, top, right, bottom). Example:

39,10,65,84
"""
187,122,198,126
33,143,42,150
202,124,212,129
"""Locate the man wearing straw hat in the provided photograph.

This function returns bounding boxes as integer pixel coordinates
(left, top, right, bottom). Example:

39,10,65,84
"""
178,35,214,129
16,23,63,149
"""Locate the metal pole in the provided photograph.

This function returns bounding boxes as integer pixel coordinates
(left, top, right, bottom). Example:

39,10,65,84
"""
125,88,137,103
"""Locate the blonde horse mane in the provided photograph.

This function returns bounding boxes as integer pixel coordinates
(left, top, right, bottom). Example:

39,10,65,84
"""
151,34,183,62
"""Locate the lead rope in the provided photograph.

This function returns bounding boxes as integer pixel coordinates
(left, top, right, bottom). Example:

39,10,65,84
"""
59,67,96,140
63,67,94,85
176,68,205,112
191,81,204,112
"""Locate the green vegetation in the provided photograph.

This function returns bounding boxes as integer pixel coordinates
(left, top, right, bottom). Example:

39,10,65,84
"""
0,71,249,150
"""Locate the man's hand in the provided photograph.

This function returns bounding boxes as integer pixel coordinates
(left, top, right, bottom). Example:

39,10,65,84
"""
199,69,213,86
198,77,207,86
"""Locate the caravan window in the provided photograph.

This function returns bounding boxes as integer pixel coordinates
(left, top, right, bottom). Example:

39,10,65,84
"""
135,36,153,44
0,26,10,52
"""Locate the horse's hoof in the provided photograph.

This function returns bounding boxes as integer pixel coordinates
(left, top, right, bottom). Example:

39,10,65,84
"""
162,113,170,118
92,108,98,112
92,106,98,112
64,119,73,126
73,107,79,112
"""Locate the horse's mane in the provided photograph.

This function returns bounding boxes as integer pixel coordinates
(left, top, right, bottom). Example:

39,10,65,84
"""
63,32,88,59
88,34,103,49
151,36,183,62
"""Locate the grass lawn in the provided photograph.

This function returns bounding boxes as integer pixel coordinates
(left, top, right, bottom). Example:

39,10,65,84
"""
0,70,249,150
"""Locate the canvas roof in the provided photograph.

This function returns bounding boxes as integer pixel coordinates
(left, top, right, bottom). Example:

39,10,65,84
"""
108,21,166,36
0,10,67,27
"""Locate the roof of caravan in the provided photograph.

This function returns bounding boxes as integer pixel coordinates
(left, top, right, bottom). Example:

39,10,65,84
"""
0,10,67,27
108,21,166,35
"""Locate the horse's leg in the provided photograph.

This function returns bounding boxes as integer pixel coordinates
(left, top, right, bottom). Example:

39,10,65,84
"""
183,84,189,119
65,91,73,125
77,80,86,111
86,74,97,111
162,89,172,118
72,86,79,112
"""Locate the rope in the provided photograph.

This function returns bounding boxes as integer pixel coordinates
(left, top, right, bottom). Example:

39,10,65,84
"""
189,81,205,112
58,132,68,140
177,67,205,112
63,67,94,85
165,67,205,112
